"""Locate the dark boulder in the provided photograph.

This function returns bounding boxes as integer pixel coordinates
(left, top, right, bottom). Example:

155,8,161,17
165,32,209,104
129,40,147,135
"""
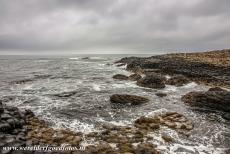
110,94,149,105
0,100,4,114
155,92,167,97
137,74,166,89
165,75,190,86
182,87,230,112
112,74,129,80
129,74,142,81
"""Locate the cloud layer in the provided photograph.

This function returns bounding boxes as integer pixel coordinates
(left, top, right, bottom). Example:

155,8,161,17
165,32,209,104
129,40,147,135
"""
0,0,230,54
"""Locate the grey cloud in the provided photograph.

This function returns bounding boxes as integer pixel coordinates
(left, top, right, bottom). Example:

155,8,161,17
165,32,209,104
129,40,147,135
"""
0,0,229,54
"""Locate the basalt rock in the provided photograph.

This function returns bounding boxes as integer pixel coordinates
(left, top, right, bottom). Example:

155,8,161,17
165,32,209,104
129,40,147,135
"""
182,87,230,112
110,94,149,105
112,74,129,80
137,74,166,89
155,92,167,97
165,75,190,86
117,50,230,88
129,73,142,81
135,112,193,131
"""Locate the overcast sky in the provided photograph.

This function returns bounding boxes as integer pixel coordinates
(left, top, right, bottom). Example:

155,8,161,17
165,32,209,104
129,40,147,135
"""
0,0,230,54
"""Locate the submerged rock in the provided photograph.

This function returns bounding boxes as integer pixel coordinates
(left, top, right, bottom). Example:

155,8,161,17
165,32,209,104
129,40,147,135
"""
182,87,230,112
165,75,190,86
137,74,166,89
110,94,149,105
112,74,129,80
155,92,167,97
129,73,142,81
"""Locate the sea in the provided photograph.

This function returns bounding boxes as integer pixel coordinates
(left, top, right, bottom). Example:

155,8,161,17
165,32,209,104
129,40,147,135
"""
0,54,229,154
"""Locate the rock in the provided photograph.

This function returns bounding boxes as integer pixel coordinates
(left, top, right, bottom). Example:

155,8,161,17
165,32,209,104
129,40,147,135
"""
112,74,129,80
222,113,230,120
137,74,166,89
182,87,230,112
117,50,230,88
116,63,126,67
110,94,149,105
53,91,77,98
165,75,190,86
1,113,12,120
155,92,167,97
82,57,90,60
161,133,174,142
134,143,159,154
0,100,4,114
129,74,142,81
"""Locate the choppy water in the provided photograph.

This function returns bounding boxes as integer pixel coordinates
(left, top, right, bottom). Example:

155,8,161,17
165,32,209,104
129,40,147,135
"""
0,55,229,154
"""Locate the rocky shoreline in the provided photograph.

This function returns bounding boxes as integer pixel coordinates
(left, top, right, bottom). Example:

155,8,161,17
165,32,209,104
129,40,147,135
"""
1,49,230,154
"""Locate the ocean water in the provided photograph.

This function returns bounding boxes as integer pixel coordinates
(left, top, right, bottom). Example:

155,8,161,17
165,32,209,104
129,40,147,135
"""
0,55,229,153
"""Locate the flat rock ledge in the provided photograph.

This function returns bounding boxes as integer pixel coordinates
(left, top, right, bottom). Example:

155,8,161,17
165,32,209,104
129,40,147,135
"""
182,87,230,112
110,94,149,105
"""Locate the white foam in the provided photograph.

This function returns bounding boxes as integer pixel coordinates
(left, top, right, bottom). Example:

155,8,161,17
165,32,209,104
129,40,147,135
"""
69,57,80,60
92,84,101,91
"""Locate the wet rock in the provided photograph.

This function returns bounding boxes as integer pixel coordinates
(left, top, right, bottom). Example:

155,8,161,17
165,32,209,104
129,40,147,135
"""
155,92,167,97
112,74,129,80
161,133,174,142
1,113,12,120
117,143,134,153
222,113,230,120
182,87,230,112
165,75,190,86
110,94,149,105
116,63,126,67
117,50,230,88
135,112,193,132
0,123,12,132
137,74,166,89
11,79,33,84
129,73,142,81
52,91,77,98
0,100,4,114
82,57,90,60
134,143,159,154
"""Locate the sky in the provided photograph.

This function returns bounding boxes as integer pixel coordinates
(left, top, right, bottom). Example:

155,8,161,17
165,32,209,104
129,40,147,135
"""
0,0,230,54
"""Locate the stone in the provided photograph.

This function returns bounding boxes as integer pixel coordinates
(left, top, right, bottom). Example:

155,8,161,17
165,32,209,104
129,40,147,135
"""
161,133,173,142
129,74,142,81
0,123,12,132
165,75,190,86
137,74,166,89
110,94,149,105
112,74,129,80
182,87,230,112
1,113,12,120
0,100,4,114
134,143,159,154
155,92,167,97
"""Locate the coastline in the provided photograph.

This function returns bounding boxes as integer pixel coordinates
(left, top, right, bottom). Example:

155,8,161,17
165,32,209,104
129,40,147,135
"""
1,49,230,154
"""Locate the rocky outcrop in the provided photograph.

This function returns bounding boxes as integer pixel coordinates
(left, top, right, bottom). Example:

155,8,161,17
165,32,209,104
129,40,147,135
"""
129,73,142,81
116,50,230,88
110,94,149,105
112,74,129,80
165,75,190,86
0,101,34,152
182,87,230,112
134,112,193,131
137,74,166,89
